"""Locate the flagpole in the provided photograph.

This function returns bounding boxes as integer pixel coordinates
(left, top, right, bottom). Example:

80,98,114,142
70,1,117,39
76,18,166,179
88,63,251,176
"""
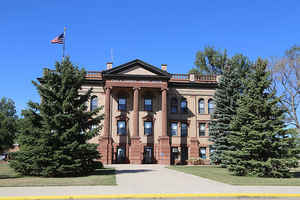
62,27,66,61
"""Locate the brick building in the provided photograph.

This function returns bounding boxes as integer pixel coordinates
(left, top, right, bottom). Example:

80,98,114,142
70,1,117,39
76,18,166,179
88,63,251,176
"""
83,59,217,165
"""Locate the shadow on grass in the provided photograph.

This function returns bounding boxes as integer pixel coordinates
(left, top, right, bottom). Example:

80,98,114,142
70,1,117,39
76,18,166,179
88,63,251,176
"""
0,168,116,179
115,169,153,174
0,175,23,179
89,168,116,176
292,171,300,178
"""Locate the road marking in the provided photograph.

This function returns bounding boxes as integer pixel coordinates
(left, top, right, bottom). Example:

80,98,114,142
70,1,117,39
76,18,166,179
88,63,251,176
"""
1,193,300,200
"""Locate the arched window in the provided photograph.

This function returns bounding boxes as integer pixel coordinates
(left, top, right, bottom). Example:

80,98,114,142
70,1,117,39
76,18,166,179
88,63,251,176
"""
90,96,98,111
198,99,205,114
208,99,214,114
171,98,178,113
180,98,187,113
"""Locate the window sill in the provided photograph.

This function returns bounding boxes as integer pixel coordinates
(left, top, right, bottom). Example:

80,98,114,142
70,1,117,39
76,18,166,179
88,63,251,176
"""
199,136,209,138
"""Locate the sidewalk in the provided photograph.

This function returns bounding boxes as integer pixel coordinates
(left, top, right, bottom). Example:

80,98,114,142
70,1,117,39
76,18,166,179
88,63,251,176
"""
0,164,299,198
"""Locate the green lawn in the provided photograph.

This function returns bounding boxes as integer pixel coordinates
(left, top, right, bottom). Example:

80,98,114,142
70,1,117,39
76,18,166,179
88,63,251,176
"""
168,165,300,186
0,163,116,187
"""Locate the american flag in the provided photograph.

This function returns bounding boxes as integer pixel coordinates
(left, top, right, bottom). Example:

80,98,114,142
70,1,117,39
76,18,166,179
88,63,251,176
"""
51,33,64,44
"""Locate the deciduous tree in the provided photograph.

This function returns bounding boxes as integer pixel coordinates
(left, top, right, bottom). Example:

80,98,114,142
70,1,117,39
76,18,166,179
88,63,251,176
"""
189,46,227,75
271,45,300,133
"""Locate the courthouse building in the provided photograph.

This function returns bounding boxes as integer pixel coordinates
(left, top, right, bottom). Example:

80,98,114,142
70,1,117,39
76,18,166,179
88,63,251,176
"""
83,59,217,165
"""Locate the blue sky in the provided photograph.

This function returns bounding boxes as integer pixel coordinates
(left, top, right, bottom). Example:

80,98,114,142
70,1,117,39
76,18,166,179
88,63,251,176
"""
0,0,299,115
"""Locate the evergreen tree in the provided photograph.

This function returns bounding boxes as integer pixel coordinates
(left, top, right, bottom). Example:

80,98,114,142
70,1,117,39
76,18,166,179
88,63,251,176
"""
0,97,17,154
226,58,300,178
209,55,250,166
10,57,103,177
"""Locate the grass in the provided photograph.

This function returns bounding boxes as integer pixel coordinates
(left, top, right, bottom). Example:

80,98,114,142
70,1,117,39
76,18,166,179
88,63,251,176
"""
168,165,300,186
0,163,116,187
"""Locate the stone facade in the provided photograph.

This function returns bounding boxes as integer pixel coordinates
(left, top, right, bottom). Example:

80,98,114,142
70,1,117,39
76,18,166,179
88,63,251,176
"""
83,59,217,165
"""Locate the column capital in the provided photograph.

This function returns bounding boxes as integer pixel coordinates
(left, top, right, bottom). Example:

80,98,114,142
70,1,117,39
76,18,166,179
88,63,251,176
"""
104,86,112,91
160,87,168,92
133,87,141,91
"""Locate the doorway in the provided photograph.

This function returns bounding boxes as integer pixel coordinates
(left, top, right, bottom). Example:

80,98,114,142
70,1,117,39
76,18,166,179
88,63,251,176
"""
143,146,153,164
171,147,179,165
116,146,126,164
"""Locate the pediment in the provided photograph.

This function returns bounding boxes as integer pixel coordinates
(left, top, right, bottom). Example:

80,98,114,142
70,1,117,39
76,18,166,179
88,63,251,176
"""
102,59,171,79
119,65,157,76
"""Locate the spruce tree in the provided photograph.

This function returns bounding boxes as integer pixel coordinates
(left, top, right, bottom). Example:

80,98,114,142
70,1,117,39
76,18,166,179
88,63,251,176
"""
10,57,103,177
0,97,17,154
226,58,300,178
209,55,250,166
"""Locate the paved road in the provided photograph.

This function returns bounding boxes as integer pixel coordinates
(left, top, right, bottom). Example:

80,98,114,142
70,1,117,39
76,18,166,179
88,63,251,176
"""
0,164,299,198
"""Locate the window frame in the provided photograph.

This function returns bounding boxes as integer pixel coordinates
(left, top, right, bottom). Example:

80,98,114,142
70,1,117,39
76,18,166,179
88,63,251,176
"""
199,123,206,136
170,122,178,136
200,147,207,159
90,96,98,111
171,98,178,113
144,97,153,111
144,121,153,136
180,99,188,113
198,99,205,114
118,97,127,111
117,120,126,135
181,122,188,137
208,99,214,114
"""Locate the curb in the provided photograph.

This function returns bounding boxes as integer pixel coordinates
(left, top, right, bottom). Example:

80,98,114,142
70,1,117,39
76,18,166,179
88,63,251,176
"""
1,193,300,200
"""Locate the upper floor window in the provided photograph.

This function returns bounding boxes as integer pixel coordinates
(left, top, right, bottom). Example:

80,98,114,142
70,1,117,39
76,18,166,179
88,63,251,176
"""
171,98,178,113
90,96,98,111
180,99,188,113
198,99,205,114
199,123,206,136
144,98,152,111
171,122,178,136
208,99,214,114
117,120,126,135
181,122,188,137
144,121,153,136
118,97,126,111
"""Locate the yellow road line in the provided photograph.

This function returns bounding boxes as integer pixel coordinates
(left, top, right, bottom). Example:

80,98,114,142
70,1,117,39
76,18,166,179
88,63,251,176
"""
1,193,300,200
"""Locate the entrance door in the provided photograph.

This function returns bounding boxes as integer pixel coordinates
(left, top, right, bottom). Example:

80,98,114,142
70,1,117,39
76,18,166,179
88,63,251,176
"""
181,146,188,164
144,147,153,164
171,147,179,165
117,147,126,164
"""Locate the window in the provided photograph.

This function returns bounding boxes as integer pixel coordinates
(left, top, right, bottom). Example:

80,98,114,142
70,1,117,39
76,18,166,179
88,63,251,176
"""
209,145,215,155
144,121,153,136
171,98,178,113
208,99,214,114
171,122,178,136
90,96,98,111
181,122,188,136
199,123,206,136
200,147,207,159
198,99,205,114
180,99,188,113
144,98,152,111
117,120,126,135
118,97,126,111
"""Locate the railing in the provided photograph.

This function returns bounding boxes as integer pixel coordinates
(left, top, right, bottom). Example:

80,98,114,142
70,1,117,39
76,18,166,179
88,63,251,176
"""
195,74,216,81
86,71,102,80
171,74,189,80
